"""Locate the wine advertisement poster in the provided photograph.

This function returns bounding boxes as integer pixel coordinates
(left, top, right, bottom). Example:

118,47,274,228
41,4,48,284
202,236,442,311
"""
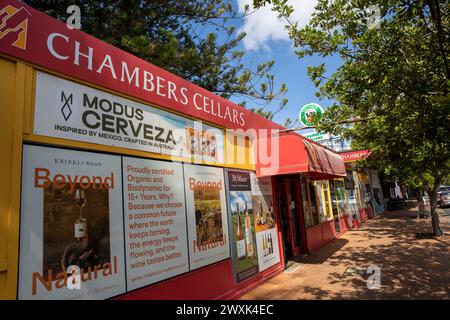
122,157,189,290
185,124,225,164
250,173,280,271
226,171,259,283
19,145,126,299
183,164,230,270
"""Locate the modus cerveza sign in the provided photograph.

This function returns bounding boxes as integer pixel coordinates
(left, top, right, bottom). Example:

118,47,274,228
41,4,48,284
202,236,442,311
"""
34,72,225,164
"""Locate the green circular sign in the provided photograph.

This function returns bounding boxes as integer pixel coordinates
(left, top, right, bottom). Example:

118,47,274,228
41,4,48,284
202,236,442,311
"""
299,103,324,127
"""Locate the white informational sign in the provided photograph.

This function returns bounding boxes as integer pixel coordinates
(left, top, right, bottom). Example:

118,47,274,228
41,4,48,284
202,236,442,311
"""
122,157,189,290
19,145,126,299
250,174,273,196
255,229,280,271
302,130,330,142
183,164,230,270
34,72,224,163
250,173,280,271
368,169,382,189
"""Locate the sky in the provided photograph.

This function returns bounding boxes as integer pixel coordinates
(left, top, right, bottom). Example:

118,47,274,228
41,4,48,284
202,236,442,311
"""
230,191,253,213
226,0,343,127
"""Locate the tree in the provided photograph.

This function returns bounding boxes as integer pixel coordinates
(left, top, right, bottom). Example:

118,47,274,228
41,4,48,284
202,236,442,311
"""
255,0,450,235
24,0,287,110
443,174,450,186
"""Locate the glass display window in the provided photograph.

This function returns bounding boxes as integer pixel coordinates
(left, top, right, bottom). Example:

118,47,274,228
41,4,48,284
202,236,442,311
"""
300,176,313,228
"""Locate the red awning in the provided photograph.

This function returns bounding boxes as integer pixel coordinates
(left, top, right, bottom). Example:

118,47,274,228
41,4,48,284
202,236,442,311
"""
255,132,346,180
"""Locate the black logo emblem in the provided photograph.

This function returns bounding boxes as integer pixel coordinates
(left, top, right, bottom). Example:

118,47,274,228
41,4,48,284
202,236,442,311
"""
60,91,73,121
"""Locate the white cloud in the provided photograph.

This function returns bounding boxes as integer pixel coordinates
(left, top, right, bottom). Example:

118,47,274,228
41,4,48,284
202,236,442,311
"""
236,0,318,51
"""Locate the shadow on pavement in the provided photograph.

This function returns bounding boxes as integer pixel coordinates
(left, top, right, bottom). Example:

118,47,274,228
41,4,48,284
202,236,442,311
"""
240,204,450,300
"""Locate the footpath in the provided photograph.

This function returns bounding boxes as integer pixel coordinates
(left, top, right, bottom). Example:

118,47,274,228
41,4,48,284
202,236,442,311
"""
240,204,450,299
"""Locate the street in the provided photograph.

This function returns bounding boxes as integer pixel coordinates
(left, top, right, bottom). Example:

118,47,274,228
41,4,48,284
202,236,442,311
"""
240,205,450,299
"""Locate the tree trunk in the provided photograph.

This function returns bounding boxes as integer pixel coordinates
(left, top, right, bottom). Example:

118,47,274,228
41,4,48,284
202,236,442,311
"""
428,189,443,236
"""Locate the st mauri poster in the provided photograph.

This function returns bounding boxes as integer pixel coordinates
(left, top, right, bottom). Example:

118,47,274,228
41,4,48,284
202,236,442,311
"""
183,164,230,270
226,170,259,283
19,145,126,299
250,173,280,271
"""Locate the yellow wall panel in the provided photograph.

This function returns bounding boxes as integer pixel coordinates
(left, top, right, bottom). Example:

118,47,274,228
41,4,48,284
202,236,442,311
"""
0,58,26,299
0,58,16,299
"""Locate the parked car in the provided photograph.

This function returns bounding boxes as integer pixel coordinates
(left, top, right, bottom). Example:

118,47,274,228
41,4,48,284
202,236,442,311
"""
437,186,450,206
439,190,450,208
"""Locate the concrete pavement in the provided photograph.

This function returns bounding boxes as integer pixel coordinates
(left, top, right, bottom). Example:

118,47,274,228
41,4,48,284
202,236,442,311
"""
240,204,450,299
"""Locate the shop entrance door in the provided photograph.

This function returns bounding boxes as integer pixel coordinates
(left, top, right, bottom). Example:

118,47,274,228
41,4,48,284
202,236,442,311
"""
276,176,307,266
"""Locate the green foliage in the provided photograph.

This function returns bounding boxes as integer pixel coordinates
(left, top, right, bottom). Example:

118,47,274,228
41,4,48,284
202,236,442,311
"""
443,174,450,185
25,0,288,111
256,0,450,194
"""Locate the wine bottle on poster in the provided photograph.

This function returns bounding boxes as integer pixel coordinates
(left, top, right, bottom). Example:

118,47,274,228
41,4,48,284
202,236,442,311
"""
236,202,246,260
244,202,254,258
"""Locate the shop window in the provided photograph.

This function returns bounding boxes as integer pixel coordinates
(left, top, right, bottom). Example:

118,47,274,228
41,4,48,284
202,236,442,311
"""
300,176,312,228
355,171,373,208
335,179,348,216
353,171,364,209
329,180,339,218
345,170,359,219
308,180,319,226
314,181,327,223
322,181,333,221
316,180,333,222
309,181,325,224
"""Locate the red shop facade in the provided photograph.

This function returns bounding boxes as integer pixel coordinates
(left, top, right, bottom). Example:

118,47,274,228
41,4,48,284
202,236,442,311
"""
0,0,346,300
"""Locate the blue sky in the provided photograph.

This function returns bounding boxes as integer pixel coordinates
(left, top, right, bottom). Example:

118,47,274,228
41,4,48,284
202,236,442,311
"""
223,0,343,127
230,191,253,213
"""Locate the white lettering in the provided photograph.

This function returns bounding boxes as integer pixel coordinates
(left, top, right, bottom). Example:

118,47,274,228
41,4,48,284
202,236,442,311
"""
47,33,69,60
156,76,166,97
143,71,155,92
180,87,189,105
193,93,203,111
74,41,93,70
97,54,117,79
203,96,210,114
167,81,178,102
121,62,140,87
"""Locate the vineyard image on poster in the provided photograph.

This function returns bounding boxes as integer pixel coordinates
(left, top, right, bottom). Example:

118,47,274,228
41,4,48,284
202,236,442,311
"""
194,187,224,246
184,165,230,270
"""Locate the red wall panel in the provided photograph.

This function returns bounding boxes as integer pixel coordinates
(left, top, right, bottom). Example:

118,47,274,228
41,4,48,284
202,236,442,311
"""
306,224,324,253
322,220,336,242
116,259,235,300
